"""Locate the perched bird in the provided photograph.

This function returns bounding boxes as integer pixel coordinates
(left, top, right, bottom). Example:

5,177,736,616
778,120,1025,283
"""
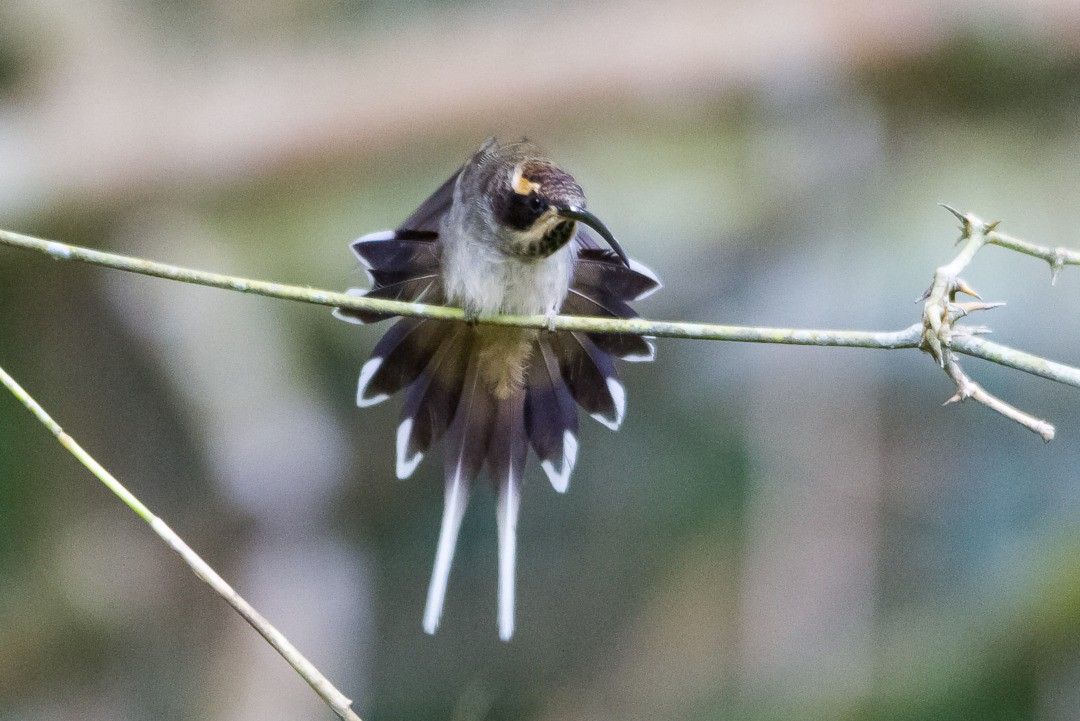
334,138,660,640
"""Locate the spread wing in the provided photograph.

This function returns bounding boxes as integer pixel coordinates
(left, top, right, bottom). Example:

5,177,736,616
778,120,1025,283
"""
564,225,662,363
332,168,460,325
398,168,461,234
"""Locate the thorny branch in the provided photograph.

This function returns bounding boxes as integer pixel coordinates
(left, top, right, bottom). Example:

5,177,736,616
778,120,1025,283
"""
919,205,1075,440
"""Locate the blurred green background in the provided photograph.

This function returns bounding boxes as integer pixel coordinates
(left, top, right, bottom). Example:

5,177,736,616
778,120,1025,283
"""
3,1,1080,719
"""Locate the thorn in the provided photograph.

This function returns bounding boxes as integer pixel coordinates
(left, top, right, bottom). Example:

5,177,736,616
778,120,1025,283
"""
948,303,968,320
952,301,1005,315
943,393,962,405
938,203,965,223
915,285,933,303
954,279,982,299
986,220,1001,232
939,203,972,241
1050,253,1065,286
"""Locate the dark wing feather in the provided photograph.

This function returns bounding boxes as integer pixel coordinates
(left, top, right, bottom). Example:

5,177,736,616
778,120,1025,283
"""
352,235,439,273
399,169,461,233
566,227,661,360
363,275,441,304
336,233,442,324
563,286,636,319
337,274,441,324
335,167,457,324
573,247,661,301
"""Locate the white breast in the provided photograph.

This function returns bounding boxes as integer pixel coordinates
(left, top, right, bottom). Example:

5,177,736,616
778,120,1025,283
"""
442,234,572,317
440,203,573,318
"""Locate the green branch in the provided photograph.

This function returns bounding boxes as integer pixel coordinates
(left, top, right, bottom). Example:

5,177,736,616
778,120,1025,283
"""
1,220,1078,423
0,227,915,346
0,228,1040,350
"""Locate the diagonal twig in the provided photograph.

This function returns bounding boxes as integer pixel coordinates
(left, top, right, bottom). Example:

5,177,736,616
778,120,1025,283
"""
941,352,1055,441
0,364,364,721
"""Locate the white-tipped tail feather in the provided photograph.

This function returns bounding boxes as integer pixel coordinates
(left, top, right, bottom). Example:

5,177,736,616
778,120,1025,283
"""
591,377,626,430
540,431,578,493
496,474,521,641
423,472,470,635
356,357,389,407
395,418,424,479
621,339,656,363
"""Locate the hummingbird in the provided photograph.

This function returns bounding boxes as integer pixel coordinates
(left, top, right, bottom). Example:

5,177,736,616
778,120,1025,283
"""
334,138,660,640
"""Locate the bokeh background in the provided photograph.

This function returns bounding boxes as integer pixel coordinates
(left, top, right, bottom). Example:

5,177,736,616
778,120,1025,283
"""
2,1,1080,719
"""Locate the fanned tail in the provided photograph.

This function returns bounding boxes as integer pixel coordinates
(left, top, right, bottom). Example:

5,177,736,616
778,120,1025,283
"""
336,210,662,641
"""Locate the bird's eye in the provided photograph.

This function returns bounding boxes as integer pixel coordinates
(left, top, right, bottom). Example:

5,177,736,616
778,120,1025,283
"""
500,189,549,230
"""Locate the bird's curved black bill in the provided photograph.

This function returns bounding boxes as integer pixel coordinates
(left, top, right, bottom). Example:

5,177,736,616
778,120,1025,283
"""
556,206,631,267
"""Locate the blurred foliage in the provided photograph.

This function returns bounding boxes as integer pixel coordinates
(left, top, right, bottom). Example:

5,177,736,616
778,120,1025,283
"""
861,32,1080,124
3,3,1080,721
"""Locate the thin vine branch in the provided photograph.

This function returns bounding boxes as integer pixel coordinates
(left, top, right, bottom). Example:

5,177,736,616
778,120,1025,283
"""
0,365,364,721
0,227,917,346
986,230,1080,283
1,216,1079,436
0,227,1070,360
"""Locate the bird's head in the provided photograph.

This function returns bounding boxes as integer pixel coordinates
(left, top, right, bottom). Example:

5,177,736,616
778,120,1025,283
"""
482,143,630,266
